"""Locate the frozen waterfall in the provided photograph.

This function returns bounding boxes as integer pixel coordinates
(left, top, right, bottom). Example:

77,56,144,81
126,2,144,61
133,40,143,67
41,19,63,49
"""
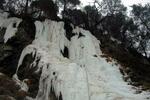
1,14,150,100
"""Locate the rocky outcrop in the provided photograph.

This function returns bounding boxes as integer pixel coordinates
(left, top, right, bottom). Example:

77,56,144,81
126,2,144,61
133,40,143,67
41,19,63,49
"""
0,73,19,100
0,19,35,76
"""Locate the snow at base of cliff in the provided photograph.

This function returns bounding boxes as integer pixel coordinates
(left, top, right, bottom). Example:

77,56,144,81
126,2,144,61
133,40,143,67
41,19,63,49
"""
2,16,149,100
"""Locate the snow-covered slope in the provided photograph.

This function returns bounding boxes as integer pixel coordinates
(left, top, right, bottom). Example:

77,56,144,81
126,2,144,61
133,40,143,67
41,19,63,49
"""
2,15,150,100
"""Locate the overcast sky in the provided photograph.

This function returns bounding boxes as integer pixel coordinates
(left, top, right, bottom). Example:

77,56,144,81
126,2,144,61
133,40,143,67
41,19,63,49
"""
80,0,150,9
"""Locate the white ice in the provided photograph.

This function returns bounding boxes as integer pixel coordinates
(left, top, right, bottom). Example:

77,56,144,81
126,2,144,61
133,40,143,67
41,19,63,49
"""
0,12,22,43
11,19,150,100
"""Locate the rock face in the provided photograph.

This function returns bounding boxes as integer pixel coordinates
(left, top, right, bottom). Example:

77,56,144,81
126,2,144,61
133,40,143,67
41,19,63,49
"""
0,12,150,100
0,12,36,99
0,73,19,100
0,14,35,76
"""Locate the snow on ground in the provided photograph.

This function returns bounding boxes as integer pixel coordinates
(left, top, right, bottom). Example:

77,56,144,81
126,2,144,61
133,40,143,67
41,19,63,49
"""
8,19,150,100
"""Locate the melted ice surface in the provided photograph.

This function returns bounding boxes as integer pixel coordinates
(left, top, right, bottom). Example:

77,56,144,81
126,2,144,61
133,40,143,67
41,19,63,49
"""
11,19,150,100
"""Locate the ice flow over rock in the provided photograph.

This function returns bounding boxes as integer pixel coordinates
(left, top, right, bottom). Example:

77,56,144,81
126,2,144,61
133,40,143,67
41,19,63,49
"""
5,19,149,100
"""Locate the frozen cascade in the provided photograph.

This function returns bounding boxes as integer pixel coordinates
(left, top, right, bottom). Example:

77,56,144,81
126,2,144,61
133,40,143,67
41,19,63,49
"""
9,19,150,100
0,11,22,43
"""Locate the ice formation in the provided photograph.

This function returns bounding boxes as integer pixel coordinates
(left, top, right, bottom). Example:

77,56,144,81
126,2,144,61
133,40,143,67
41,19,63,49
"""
2,18,148,100
0,11,22,43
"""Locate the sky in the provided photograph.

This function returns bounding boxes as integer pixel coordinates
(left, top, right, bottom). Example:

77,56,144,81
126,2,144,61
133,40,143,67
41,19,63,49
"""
80,0,150,10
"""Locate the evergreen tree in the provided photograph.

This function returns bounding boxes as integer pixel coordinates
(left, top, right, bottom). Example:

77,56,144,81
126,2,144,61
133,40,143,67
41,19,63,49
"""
0,0,5,10
31,0,58,19
130,4,150,57
100,0,126,16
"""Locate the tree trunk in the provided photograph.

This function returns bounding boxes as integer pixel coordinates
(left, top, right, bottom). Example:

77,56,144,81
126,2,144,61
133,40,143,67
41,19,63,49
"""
62,0,67,18
25,0,29,15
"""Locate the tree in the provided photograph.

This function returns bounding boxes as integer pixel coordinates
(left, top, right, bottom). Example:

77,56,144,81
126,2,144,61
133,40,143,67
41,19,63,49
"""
100,0,126,16
59,0,80,10
2,0,58,19
3,0,30,15
91,0,127,42
31,0,58,19
101,12,127,40
24,0,30,15
58,0,80,18
130,4,150,57
84,5,102,31
0,0,5,10
63,9,87,26
131,4,150,33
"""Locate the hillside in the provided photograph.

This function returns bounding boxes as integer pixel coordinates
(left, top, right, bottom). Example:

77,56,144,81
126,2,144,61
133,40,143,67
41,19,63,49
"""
0,10,150,100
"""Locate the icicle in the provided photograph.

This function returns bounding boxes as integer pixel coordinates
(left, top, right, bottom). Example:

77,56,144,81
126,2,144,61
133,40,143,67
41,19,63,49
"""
12,19,150,100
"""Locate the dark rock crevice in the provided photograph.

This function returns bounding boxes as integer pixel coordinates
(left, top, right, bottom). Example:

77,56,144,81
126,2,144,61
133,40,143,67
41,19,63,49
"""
60,46,69,58
17,53,41,98
0,74,20,100
64,20,75,41
78,32,85,38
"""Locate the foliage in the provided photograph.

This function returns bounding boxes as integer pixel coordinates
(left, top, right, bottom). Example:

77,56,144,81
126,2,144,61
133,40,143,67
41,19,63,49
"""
31,0,58,19
1,0,58,19
58,0,80,18
63,9,87,26
58,0,80,9
0,0,5,9
59,0,80,6
4,0,29,15
84,5,102,30
130,4,150,57
100,0,127,15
